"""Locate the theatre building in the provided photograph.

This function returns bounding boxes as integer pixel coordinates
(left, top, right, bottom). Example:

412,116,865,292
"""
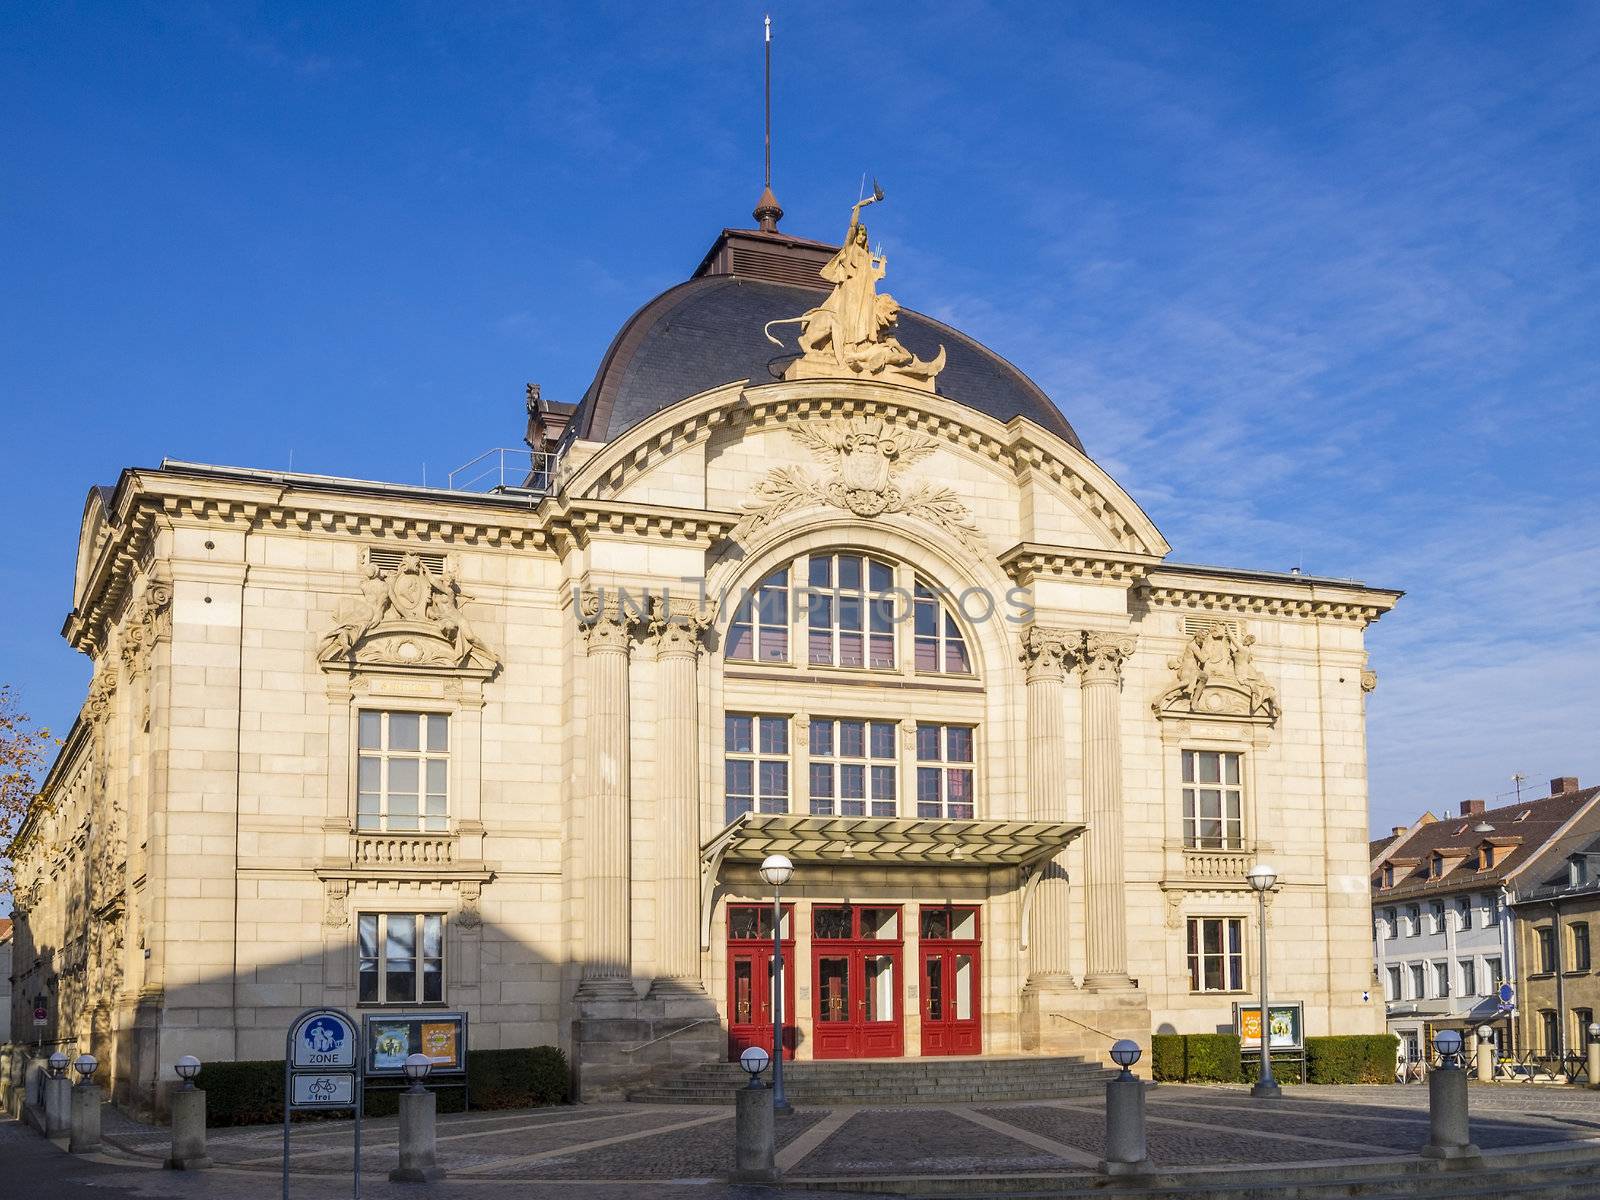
7,195,1399,1105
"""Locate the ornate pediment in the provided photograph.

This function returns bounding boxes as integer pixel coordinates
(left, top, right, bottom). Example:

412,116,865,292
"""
318,553,498,676
1153,623,1279,722
730,414,987,555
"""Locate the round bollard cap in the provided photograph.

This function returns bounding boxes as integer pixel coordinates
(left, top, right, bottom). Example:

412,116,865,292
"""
47,1051,68,1076
1110,1039,1142,1068
740,1045,771,1077
73,1053,98,1081
402,1053,433,1082
1434,1029,1464,1057
174,1054,202,1081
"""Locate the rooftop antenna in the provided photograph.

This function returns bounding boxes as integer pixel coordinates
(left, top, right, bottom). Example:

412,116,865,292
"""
1512,773,1527,803
752,15,783,232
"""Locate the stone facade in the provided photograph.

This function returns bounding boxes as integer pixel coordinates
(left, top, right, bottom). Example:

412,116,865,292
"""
8,238,1399,1107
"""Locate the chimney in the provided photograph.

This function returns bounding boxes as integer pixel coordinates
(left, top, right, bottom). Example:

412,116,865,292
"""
1551,776,1581,796
1391,826,1407,838
1460,799,1486,817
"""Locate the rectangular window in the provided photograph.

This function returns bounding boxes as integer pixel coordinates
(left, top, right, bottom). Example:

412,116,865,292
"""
1186,917,1245,992
1181,750,1243,849
809,719,897,817
1384,908,1397,940
1409,963,1426,1000
1459,958,1476,997
1538,926,1557,974
915,723,975,819
1541,1009,1559,1053
1457,897,1473,931
357,913,444,1004
1485,956,1503,993
1574,1008,1594,1047
727,568,790,663
805,554,895,669
725,714,790,823
1434,960,1450,997
1572,922,1591,972
1405,904,1421,936
1386,965,1402,1002
912,581,971,674
357,711,449,833
1428,901,1446,935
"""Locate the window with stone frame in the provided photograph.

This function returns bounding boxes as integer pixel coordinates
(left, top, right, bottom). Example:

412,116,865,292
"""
1485,955,1504,993
358,912,444,1004
915,723,975,819
1571,921,1591,972
1409,963,1426,999
1540,1009,1559,1053
805,553,896,669
1537,926,1557,974
1573,1008,1594,1047
809,718,897,817
1181,750,1244,849
1459,958,1476,997
1186,916,1245,992
1404,904,1421,936
1386,965,1402,1001
1383,907,1398,939
1433,960,1450,997
357,711,449,832
725,714,790,823
1428,900,1446,935
911,579,972,674
1456,897,1473,931
726,567,790,663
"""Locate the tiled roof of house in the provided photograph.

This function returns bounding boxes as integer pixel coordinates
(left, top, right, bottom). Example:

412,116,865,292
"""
1372,786,1600,902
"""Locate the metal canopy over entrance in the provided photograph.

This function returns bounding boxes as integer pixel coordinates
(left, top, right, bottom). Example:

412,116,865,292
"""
698,813,1086,951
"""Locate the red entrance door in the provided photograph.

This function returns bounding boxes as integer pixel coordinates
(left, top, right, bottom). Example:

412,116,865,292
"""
727,904,795,1060
812,904,903,1058
919,905,982,1055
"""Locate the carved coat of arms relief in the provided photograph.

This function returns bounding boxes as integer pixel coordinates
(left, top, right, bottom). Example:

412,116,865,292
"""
731,414,987,555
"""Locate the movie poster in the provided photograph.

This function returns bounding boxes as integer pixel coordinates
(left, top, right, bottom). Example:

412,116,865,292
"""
421,1021,459,1068
371,1022,412,1071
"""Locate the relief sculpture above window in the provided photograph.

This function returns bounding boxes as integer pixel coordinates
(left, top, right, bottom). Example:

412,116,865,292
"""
318,552,499,674
1153,623,1279,721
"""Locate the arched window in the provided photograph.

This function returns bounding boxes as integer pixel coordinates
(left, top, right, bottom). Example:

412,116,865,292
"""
805,553,895,668
726,568,789,662
912,580,971,674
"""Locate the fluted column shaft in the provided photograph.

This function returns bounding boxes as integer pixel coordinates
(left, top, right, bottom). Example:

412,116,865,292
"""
649,599,714,996
578,597,636,998
1079,631,1136,991
1021,627,1075,990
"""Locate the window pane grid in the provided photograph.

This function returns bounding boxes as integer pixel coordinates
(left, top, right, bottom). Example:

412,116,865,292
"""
912,580,971,674
915,723,976,819
727,568,790,662
1182,750,1244,849
726,713,790,824
1186,917,1245,993
358,912,445,1004
358,711,450,833
805,553,896,670
809,718,897,817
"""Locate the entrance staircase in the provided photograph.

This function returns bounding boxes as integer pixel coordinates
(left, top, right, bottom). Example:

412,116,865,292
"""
627,1053,1115,1105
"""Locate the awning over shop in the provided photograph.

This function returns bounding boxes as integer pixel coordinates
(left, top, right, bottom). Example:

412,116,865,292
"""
698,812,1086,950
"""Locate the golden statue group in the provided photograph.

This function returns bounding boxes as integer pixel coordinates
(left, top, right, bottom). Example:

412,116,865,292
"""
765,186,947,391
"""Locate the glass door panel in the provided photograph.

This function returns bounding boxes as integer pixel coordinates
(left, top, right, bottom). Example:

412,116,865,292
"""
924,954,944,1022
818,957,851,1023
864,954,896,1022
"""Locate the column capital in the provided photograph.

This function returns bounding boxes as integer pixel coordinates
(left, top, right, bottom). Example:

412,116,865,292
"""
1019,625,1076,683
1076,630,1137,686
578,590,640,653
648,595,716,659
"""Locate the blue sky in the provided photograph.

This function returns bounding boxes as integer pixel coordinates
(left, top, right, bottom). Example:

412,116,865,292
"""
3,2,1597,833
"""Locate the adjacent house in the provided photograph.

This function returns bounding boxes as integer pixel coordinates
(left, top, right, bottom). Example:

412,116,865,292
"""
1372,779,1600,1065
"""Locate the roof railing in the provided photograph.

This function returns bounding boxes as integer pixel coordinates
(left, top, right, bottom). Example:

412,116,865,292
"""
447,448,559,496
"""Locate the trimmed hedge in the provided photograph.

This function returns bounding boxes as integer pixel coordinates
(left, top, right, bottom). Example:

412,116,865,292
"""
1240,1052,1301,1085
1151,1034,1185,1082
1305,1034,1398,1084
198,1046,570,1127
1151,1033,1242,1082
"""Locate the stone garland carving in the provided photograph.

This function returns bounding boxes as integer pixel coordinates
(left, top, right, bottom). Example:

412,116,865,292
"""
1153,624,1279,720
648,595,715,658
731,414,987,555
457,881,483,930
319,553,498,672
322,879,350,929
763,190,946,391
1076,631,1137,684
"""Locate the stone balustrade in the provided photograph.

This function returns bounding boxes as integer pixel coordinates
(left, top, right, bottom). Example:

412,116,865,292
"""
352,832,457,867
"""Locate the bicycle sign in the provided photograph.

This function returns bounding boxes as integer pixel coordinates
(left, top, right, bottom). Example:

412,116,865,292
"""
291,1072,355,1106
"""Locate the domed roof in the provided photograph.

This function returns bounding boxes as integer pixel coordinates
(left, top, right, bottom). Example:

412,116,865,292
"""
569,229,1084,453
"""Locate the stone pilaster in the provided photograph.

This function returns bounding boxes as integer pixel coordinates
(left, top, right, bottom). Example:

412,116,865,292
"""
1077,630,1137,992
576,592,638,1000
646,596,714,998
1020,625,1076,992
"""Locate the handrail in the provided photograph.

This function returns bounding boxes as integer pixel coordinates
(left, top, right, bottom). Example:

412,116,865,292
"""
1047,1011,1121,1042
621,1017,717,1054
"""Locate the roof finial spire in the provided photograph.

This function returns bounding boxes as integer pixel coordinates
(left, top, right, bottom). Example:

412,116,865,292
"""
753,14,783,233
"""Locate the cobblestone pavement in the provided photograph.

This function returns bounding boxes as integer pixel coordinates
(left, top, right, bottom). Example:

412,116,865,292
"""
17,1082,1600,1196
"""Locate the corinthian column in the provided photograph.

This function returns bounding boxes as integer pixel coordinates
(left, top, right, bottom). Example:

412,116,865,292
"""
647,596,715,998
577,592,638,999
1077,630,1137,991
1020,626,1076,991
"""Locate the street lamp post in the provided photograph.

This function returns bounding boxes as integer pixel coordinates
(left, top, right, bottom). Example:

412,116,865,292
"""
759,853,794,1115
1248,863,1281,1099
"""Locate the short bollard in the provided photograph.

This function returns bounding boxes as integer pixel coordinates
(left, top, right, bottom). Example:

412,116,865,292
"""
1101,1039,1151,1177
1587,1022,1600,1090
1421,1030,1479,1164
1475,1026,1494,1084
166,1056,212,1170
733,1045,778,1184
391,1053,444,1183
43,1053,72,1141
69,1054,102,1154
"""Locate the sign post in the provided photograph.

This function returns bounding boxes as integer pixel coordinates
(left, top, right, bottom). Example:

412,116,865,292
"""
284,1007,363,1200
